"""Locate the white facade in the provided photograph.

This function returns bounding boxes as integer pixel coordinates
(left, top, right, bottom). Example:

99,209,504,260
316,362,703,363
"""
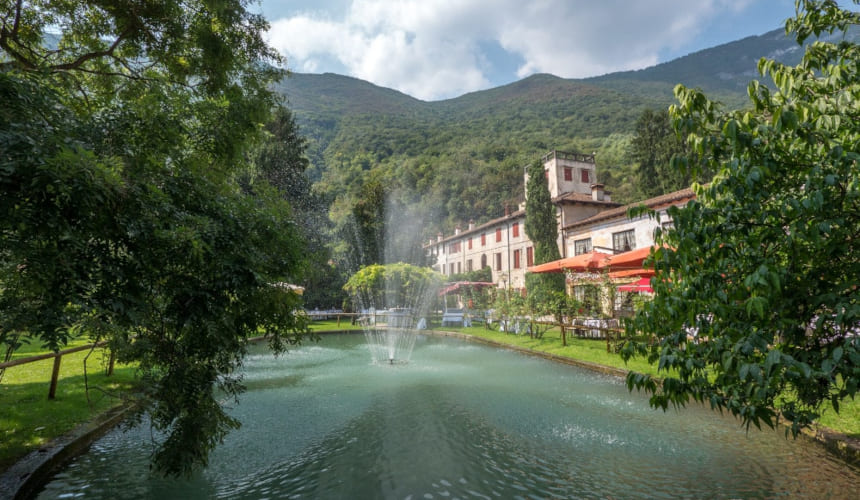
427,150,616,290
426,150,696,295
427,210,532,289
561,189,695,256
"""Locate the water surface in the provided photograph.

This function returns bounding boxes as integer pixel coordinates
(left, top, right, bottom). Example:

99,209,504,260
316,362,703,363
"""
37,333,860,499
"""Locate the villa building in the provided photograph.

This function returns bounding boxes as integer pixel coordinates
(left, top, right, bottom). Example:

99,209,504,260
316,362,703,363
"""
425,149,695,300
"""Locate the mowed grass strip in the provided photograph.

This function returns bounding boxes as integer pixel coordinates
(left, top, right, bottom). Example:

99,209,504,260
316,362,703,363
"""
0,339,138,470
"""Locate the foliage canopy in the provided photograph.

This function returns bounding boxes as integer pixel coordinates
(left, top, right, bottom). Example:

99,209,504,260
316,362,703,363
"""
622,0,860,436
1,0,311,475
343,263,444,314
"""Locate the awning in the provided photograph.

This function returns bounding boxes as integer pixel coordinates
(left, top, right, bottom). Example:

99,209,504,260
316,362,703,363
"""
602,245,668,270
617,277,653,293
527,251,613,274
438,281,494,296
608,268,655,279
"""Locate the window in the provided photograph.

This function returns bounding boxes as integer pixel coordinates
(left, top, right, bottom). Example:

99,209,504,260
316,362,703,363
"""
512,222,519,238
466,259,473,272
449,241,461,253
468,237,472,250
612,229,636,252
580,168,591,183
513,249,521,269
526,246,534,267
481,233,486,246
456,262,461,274
495,227,502,242
449,263,455,275
481,254,487,268
564,167,573,181
574,238,592,255
495,253,502,271
574,285,601,315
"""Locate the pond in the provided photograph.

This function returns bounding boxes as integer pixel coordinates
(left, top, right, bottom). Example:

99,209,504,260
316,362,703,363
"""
36,333,860,499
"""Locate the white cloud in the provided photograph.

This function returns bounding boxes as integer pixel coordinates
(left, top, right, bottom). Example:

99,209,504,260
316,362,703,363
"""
263,0,784,100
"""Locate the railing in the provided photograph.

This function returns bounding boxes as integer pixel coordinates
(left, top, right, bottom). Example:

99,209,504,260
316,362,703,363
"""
485,316,625,351
541,150,596,164
309,311,628,351
305,311,359,326
0,341,113,399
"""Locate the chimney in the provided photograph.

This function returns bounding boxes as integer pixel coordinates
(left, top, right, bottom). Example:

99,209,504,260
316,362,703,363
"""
454,225,461,235
591,183,605,202
504,203,510,217
468,219,475,231
437,232,443,242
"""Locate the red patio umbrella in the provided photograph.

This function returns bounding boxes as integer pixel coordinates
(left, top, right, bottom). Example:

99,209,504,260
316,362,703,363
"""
617,277,654,293
527,251,613,274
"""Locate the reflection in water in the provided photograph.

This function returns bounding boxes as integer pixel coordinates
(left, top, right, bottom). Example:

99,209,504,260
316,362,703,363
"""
37,334,860,499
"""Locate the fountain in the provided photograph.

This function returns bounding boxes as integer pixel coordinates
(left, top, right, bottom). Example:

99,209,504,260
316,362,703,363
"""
33,334,860,499
345,263,440,365
342,192,442,365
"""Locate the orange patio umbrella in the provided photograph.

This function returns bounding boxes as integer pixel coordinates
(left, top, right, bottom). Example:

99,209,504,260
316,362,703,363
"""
608,268,655,279
527,251,613,274
601,245,669,270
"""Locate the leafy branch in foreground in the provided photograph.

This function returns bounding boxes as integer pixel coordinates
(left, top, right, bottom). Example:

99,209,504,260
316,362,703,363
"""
622,0,860,437
1,0,311,476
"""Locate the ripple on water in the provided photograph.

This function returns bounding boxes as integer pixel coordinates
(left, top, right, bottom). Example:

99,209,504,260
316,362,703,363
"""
35,334,860,500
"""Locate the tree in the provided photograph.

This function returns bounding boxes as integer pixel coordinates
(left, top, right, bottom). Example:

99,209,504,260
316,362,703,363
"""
524,159,564,310
630,108,690,198
1,1,310,475
622,0,860,437
246,106,345,310
345,178,387,268
343,263,443,314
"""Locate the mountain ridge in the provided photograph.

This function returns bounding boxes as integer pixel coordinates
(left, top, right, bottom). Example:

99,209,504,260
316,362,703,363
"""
274,24,850,234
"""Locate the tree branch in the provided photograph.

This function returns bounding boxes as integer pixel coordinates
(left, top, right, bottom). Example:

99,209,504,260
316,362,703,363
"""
50,27,132,72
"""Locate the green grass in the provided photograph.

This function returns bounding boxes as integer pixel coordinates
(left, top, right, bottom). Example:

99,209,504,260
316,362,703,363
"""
439,324,657,375
0,339,138,470
815,395,860,437
307,318,364,333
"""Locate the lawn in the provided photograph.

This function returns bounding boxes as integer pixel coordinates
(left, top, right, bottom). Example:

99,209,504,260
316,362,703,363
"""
0,339,138,470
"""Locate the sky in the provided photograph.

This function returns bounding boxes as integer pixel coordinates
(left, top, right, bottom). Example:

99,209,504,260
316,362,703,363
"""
257,1,803,101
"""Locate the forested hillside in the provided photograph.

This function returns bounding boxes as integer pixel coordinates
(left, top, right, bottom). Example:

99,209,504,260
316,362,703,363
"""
274,25,853,245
